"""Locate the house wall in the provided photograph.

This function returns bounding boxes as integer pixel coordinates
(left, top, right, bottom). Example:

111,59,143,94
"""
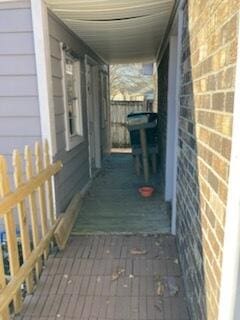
47,11,108,212
0,0,41,174
173,0,240,319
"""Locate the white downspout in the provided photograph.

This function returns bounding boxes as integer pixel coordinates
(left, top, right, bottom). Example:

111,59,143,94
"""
218,15,240,320
171,2,184,235
165,36,178,202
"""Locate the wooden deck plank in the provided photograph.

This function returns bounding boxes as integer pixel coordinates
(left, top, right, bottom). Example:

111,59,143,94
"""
73,295,85,318
72,154,171,235
15,235,189,320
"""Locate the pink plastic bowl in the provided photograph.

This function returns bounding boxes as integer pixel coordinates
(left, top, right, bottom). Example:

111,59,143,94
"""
138,186,154,197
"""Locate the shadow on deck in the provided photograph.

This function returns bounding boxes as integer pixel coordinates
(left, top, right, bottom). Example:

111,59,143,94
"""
73,153,171,234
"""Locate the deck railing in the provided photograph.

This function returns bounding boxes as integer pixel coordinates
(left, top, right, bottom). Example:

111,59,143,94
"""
0,141,62,319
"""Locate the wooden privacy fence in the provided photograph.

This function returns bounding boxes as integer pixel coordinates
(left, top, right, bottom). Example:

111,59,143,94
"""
110,100,146,147
0,141,62,319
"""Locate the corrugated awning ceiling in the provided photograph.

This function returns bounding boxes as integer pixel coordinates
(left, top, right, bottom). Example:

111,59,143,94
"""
46,0,175,64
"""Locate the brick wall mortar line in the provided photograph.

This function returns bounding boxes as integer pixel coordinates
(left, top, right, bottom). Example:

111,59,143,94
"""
188,0,235,36
189,13,239,59
198,178,227,225
197,156,229,195
190,39,237,68
177,126,231,177
195,109,234,116
179,113,233,137
177,198,222,305
202,228,222,286
176,181,199,220
179,108,233,117
195,122,232,139
177,156,228,227
178,171,225,240
191,62,237,79
206,217,225,265
201,201,226,258
197,138,231,166
179,86,235,97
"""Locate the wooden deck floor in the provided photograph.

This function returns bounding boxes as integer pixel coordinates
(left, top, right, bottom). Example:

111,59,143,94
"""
16,234,189,320
73,154,171,234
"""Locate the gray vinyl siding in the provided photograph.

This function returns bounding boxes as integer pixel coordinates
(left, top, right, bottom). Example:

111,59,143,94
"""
0,1,41,168
48,10,106,212
0,1,109,215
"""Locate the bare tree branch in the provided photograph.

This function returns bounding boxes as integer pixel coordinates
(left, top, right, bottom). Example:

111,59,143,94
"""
110,64,153,100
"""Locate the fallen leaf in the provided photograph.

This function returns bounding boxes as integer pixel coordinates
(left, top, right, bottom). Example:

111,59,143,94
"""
130,248,147,255
165,277,179,296
154,302,162,312
111,273,119,281
111,268,125,281
169,283,179,296
156,280,165,296
154,274,161,281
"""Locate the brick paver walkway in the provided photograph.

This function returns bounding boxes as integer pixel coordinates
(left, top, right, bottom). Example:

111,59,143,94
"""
16,235,189,319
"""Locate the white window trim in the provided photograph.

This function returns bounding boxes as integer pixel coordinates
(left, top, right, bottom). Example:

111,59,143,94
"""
61,44,84,151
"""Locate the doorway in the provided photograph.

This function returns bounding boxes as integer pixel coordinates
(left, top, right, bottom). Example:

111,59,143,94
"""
85,55,101,178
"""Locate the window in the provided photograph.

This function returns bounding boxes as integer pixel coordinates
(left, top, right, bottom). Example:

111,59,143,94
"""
61,46,83,151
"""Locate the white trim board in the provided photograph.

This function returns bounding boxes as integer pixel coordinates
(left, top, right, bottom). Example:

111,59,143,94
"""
92,65,102,169
171,3,184,235
218,15,240,320
85,57,92,178
165,36,178,202
31,0,57,156
85,54,98,67
85,54,102,178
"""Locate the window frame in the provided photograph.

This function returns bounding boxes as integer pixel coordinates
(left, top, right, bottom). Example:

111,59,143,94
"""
61,44,84,151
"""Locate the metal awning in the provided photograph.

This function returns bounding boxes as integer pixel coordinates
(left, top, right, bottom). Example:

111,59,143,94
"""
46,0,175,63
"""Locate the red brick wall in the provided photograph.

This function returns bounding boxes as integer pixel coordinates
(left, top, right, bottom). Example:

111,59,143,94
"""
175,0,240,319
